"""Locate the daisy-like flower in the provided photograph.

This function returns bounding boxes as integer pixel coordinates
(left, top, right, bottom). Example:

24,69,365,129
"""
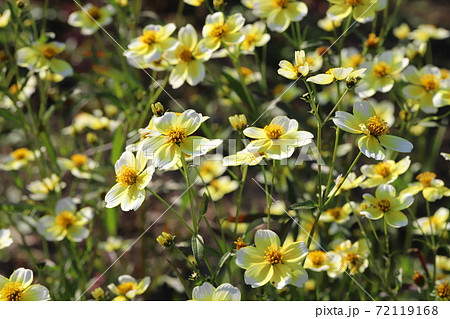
361,184,414,228
328,172,365,197
368,99,395,126
414,207,449,235
27,174,65,201
307,67,366,85
0,229,13,249
436,280,450,300
317,17,342,32
141,109,220,170
166,24,212,89
339,47,365,69
37,198,93,242
1,76,37,110
0,268,50,301
277,50,311,80
355,50,409,98
393,23,411,40
192,282,241,301
0,9,11,28
408,24,449,44
223,148,269,166
105,150,155,211
327,0,386,24
360,156,411,188
68,4,115,35
243,115,313,160
0,147,36,171
199,12,245,52
252,0,308,33
240,21,271,53
124,23,177,67
236,229,308,289
304,250,341,278
401,172,450,202
200,176,239,201
17,41,73,80
196,155,226,184
62,112,120,135
332,101,413,160
320,202,357,224
100,236,133,253
331,239,370,276
402,65,450,113
108,275,151,301
58,153,98,180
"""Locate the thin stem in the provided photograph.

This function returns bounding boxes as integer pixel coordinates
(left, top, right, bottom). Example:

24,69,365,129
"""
234,165,248,237
181,155,198,233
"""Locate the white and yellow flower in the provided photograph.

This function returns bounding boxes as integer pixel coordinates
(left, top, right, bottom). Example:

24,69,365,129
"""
240,21,271,53
166,24,212,89
307,67,366,85
329,172,365,196
318,17,342,32
252,0,308,33
361,184,414,228
37,198,93,242
105,150,155,211
0,268,50,301
332,101,413,160
100,236,132,253
401,172,450,202
192,282,241,301
0,9,11,28
1,76,37,110
277,50,311,80
0,229,13,250
243,116,313,160
332,239,370,276
17,42,73,79
327,0,385,24
0,147,36,171
184,0,205,6
124,23,177,67
356,49,409,98
196,155,227,184
339,47,365,69
199,12,245,52
223,148,269,166
236,229,308,289
393,23,411,40
27,174,65,201
58,153,99,180
304,250,342,278
320,202,357,224
436,256,450,272
368,99,395,127
360,156,410,188
68,4,115,35
402,65,450,113
200,176,239,201
62,111,120,134
414,207,449,236
108,275,150,301
408,24,449,44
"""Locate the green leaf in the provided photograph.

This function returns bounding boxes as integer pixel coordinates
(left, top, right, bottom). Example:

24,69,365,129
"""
214,251,232,278
191,234,204,264
104,207,118,236
198,193,209,224
0,109,22,126
39,130,59,172
289,200,318,210
110,127,125,165
222,71,251,107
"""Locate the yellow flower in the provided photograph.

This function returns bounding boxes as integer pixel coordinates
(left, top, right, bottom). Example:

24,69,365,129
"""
108,275,151,301
199,12,245,52
1,75,37,110
356,49,409,98
100,236,132,252
27,174,65,201
337,47,365,68
252,0,308,32
360,156,410,188
317,17,342,32
201,176,239,201
393,23,411,40
37,198,93,242
278,50,310,80
105,150,155,211
332,239,370,276
58,153,99,180
17,42,73,79
0,147,36,171
0,268,50,301
196,155,227,183
240,21,271,52
307,67,366,85
436,256,450,272
223,148,269,166
408,24,449,44
229,114,248,131
402,172,450,202
236,229,308,289
242,0,255,9
184,0,205,6
402,65,450,113
320,202,356,224
327,0,385,24
0,9,11,28
166,24,211,89
68,4,115,35
243,115,313,160
414,207,449,236
192,282,241,301
361,184,414,228
0,229,13,250
328,172,365,197
304,250,342,277
124,23,177,67
332,101,413,160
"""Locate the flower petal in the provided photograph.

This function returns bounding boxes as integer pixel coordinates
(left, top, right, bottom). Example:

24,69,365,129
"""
236,246,266,268
244,263,274,288
192,282,214,301
213,283,241,301
21,285,50,301
385,210,408,228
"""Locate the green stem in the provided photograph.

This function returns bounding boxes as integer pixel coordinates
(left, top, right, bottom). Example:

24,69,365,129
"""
181,155,198,233
234,165,248,237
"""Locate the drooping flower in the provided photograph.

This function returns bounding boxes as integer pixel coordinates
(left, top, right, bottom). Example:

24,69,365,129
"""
332,101,413,160
200,176,239,201
0,268,50,301
252,0,308,33
401,172,450,202
37,198,94,242
240,21,271,53
307,67,366,85
229,114,248,131
414,207,449,235
68,4,115,35
236,229,308,289
108,275,150,301
327,0,386,24
360,156,411,188
192,282,241,301
277,50,311,80
165,24,212,89
0,229,13,250
199,12,245,52
361,184,414,228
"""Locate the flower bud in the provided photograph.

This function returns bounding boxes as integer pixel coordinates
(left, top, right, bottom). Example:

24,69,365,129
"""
399,110,411,121
412,271,425,287
234,237,247,250
366,33,380,50
151,102,165,117
156,232,175,248
213,0,224,10
91,287,105,300
229,114,247,131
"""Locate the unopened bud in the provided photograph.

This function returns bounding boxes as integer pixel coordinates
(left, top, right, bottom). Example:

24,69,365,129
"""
229,114,247,131
412,271,425,287
156,232,175,248
16,0,25,9
86,132,98,144
115,0,128,7
234,237,247,250
91,287,105,300
151,102,165,117
399,110,411,121
366,33,380,49
213,0,224,10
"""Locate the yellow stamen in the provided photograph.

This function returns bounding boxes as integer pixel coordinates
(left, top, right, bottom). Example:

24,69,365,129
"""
376,199,391,212
87,6,101,20
0,282,24,301
71,154,88,167
175,46,193,63
264,245,284,265
209,179,220,189
8,84,20,95
308,250,327,266
116,282,136,295
11,147,30,160
211,25,227,38
55,211,77,229
167,126,187,145
437,281,450,299
373,62,390,77
140,30,157,45
116,165,138,186
373,162,392,177
41,46,57,59
326,207,342,219
241,66,253,77
275,0,288,8
416,172,436,187
365,116,389,137
420,74,440,91
346,0,362,6
234,237,247,250
264,123,285,139
349,54,363,68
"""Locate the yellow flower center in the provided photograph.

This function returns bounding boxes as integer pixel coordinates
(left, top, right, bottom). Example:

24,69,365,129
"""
211,25,227,38
56,211,77,228
87,6,101,20
234,237,247,250
241,66,253,77
345,253,363,272
11,147,30,160
209,179,220,189
244,34,257,46
373,62,390,77
71,154,88,167
308,250,327,266
440,68,449,79
346,0,362,6
175,46,193,63
167,126,187,145
140,30,157,45
349,54,363,68
41,46,57,59
326,207,342,219
116,165,138,186
416,171,436,187
373,162,392,177
437,281,450,299
0,282,24,301
376,199,391,212
420,74,440,91
264,245,284,265
116,282,136,295
8,83,20,95
365,116,389,137
264,123,285,139
275,0,288,8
